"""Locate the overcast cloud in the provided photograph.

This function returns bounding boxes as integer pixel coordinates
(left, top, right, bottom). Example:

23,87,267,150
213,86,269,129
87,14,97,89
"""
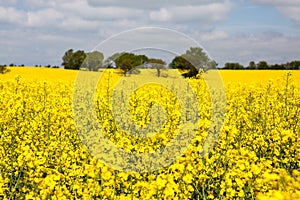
0,0,299,67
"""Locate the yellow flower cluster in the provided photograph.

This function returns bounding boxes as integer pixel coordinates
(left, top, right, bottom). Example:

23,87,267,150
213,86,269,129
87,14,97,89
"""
0,69,299,199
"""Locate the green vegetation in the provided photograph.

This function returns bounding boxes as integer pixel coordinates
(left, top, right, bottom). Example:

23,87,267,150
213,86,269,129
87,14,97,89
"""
114,53,148,76
0,65,9,74
3,47,299,77
169,47,217,77
223,60,300,70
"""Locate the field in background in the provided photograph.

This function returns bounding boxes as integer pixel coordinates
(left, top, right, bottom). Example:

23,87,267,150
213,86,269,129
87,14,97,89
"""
2,67,300,85
0,68,299,199
0,67,78,82
220,70,300,85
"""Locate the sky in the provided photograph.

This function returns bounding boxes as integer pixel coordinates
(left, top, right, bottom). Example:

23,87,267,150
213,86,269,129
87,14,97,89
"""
0,0,300,67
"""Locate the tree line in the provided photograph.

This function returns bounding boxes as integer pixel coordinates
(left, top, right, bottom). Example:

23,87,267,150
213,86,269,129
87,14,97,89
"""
61,47,217,77
222,60,300,70
1,47,299,76
62,47,300,78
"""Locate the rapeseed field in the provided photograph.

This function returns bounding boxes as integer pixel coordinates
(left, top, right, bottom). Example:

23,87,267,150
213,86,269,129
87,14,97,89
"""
0,67,299,199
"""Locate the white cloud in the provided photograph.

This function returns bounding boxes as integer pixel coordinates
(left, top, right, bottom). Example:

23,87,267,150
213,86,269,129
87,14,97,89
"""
0,6,26,24
87,0,223,9
150,8,172,22
246,0,300,6
0,0,232,30
246,0,300,24
27,9,64,27
0,6,66,28
0,0,17,7
59,17,100,31
36,34,71,42
0,0,298,67
60,0,143,21
113,19,141,28
22,0,69,9
203,32,300,67
277,6,300,24
150,1,232,23
198,30,229,41
22,0,51,8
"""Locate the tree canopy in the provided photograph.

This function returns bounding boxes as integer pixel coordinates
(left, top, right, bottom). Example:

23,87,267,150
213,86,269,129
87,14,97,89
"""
62,49,86,70
103,52,124,68
62,49,103,71
148,58,166,77
62,49,74,69
169,47,217,77
220,60,300,70
82,51,104,71
223,62,244,70
61,47,300,73
114,53,148,75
